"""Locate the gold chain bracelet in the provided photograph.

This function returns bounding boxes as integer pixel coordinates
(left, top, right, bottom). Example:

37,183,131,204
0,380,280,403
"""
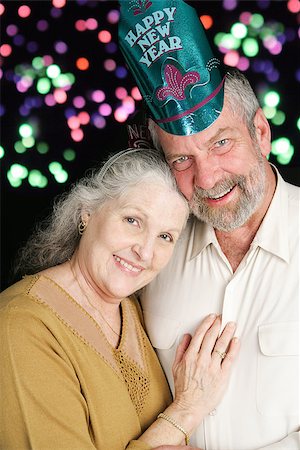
157,412,190,445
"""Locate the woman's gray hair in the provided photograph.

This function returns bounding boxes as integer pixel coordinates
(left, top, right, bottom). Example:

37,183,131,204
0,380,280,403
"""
148,68,260,147
13,147,188,278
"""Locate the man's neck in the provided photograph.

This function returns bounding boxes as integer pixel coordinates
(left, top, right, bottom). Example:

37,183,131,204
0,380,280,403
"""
215,164,277,272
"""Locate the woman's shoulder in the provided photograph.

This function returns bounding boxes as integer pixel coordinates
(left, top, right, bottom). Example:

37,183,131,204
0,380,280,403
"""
0,275,41,310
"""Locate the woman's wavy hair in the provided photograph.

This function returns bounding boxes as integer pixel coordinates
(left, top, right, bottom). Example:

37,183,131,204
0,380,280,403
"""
13,147,188,279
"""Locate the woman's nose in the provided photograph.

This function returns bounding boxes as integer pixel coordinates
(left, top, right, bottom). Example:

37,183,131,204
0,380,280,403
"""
132,236,155,262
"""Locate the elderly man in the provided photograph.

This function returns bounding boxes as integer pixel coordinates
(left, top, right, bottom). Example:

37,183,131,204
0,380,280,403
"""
119,1,299,448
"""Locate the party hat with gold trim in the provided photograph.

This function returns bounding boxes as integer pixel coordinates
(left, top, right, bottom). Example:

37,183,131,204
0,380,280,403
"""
118,0,225,136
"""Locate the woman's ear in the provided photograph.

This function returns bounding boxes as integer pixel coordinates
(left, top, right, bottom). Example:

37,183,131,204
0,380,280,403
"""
81,212,91,225
253,108,272,158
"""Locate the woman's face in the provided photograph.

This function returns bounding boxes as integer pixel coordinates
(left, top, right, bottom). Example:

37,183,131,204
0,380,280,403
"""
78,181,188,304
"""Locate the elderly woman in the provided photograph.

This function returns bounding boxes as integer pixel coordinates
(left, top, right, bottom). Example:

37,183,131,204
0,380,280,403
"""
0,148,239,449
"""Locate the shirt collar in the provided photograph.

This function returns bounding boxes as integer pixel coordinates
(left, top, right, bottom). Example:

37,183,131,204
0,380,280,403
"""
188,165,290,262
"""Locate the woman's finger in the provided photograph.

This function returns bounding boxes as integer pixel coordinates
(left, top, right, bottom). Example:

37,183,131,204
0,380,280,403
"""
184,314,217,354
173,334,192,368
211,322,236,367
220,336,240,373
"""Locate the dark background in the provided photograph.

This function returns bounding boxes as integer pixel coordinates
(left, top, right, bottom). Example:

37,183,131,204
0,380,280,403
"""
1,0,299,290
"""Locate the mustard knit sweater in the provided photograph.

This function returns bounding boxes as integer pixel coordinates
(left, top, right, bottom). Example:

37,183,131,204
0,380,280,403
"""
0,275,172,450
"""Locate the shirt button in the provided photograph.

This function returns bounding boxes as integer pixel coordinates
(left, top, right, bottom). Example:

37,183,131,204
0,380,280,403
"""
209,408,217,416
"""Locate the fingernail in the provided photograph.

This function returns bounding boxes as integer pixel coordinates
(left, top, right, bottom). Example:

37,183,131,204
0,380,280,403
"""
227,321,236,328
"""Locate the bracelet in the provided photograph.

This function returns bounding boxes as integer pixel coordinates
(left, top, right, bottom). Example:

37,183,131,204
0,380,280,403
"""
157,412,190,445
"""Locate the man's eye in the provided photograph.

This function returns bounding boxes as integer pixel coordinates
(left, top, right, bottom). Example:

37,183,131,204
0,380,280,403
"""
172,156,193,172
159,233,173,242
216,139,228,147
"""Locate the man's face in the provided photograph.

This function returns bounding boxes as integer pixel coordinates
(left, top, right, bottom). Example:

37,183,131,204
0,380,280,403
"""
154,100,271,231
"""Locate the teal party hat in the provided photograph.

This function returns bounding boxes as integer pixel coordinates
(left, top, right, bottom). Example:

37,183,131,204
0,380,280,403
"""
118,0,225,136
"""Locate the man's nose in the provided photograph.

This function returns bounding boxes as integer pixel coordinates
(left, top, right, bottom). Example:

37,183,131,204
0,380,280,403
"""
194,156,220,191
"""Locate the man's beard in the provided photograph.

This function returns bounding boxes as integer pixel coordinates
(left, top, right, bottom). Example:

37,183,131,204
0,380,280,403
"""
189,150,266,232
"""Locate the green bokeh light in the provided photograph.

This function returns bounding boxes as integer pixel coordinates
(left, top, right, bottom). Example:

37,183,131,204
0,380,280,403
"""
231,23,247,39
28,170,48,188
271,111,286,126
14,141,27,153
37,77,51,94
262,106,276,119
22,136,35,148
250,13,264,29
46,64,61,79
0,145,4,158
19,123,33,138
54,170,68,183
49,161,62,174
296,117,300,131
7,171,22,188
242,38,259,57
37,142,50,154
10,163,28,179
264,91,280,107
63,149,76,161
32,56,44,70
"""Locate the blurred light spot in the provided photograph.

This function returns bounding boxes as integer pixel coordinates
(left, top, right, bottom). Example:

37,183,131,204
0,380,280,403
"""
18,5,31,18
37,78,51,94
104,59,116,71
46,64,61,78
68,116,80,129
264,91,280,107
92,114,106,129
98,30,111,44
63,149,76,161
86,18,98,30
107,9,119,24
99,103,112,116
75,19,86,31
10,163,28,179
28,169,48,188
54,170,68,183
114,106,128,123
37,19,49,31
115,66,127,79
54,41,68,54
239,12,252,25
0,44,12,57
6,24,18,36
54,88,67,104
7,171,23,188
223,0,237,11
14,141,26,153
271,111,286,126
131,86,142,101
19,123,33,138
78,111,90,125
0,145,4,158
37,142,49,154
115,87,127,100
0,3,5,15
200,15,213,30
105,42,117,54
52,0,66,8
44,94,56,106
236,56,249,71
71,128,84,142
22,136,35,148
91,90,105,103
76,57,89,70
73,96,85,108
27,41,38,53
122,96,135,114
224,50,239,67
242,38,259,57
287,0,300,13
250,13,264,28
231,22,247,39
13,34,25,46
32,56,44,70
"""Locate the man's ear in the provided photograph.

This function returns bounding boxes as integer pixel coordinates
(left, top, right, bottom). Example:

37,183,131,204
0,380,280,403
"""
253,108,272,157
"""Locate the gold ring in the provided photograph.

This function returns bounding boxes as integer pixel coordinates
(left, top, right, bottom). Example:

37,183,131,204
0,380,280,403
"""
214,350,227,360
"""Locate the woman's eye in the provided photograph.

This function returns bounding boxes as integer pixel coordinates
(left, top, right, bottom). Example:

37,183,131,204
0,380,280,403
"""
159,233,173,243
125,217,139,226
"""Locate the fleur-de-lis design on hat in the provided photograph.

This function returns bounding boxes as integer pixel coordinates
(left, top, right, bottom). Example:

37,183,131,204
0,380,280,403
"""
129,0,152,16
156,64,201,101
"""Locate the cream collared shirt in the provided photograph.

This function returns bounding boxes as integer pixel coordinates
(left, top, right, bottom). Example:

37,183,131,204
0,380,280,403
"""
141,170,300,450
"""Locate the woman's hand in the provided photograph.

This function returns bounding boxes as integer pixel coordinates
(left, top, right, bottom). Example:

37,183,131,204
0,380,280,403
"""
172,314,239,427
